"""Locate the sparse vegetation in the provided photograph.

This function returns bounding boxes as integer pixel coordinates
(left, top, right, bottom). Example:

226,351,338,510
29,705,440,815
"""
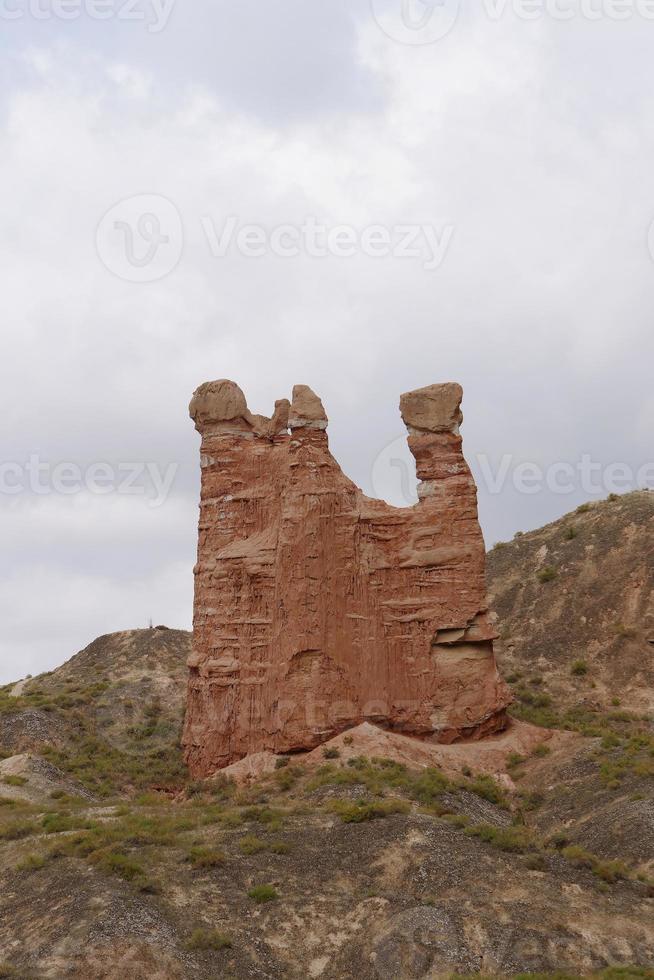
1,775,27,787
571,659,589,676
186,928,232,951
537,566,558,583
247,884,278,903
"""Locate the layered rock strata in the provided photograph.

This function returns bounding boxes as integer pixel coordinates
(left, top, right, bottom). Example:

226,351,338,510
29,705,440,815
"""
183,379,511,775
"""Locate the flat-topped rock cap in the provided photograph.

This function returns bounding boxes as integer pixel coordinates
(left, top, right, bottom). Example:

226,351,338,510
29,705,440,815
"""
400,382,463,434
189,379,251,429
290,384,327,424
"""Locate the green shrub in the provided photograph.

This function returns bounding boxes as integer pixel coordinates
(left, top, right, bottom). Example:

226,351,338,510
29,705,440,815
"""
571,660,588,677
465,823,537,853
576,502,591,513
0,819,36,841
322,746,340,759
466,774,507,807
15,853,46,872
98,851,146,881
537,566,557,583
186,928,232,951
409,768,449,804
187,846,225,868
239,834,267,855
2,775,27,787
328,798,409,823
564,526,578,540
248,884,278,903
274,756,289,769
561,844,594,869
532,743,551,758
269,841,290,854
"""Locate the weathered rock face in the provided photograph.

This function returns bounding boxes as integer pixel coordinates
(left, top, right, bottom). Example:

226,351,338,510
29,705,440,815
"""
183,379,511,776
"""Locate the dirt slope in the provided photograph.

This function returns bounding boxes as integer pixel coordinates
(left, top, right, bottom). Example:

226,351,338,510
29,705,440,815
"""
0,628,191,796
488,490,654,713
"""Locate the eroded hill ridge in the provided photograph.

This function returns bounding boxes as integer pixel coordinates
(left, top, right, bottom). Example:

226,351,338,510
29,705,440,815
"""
183,379,511,776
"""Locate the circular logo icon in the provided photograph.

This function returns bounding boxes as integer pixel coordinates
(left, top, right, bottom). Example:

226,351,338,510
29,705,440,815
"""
371,434,419,508
95,194,183,283
370,0,460,44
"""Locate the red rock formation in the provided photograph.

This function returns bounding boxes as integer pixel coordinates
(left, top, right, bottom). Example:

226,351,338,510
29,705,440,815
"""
183,379,511,776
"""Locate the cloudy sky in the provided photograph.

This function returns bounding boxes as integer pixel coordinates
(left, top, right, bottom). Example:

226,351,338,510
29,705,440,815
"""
1,0,653,682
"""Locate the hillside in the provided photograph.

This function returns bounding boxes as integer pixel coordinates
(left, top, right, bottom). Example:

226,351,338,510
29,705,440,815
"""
0,628,191,797
488,490,654,716
0,499,653,978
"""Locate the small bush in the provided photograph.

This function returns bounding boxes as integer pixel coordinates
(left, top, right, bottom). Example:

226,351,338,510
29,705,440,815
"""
532,743,551,758
269,841,290,854
465,823,537,853
274,756,289,769
2,775,27,787
239,834,267,855
186,928,232,951
576,502,591,514
248,884,278,903
0,819,36,841
187,846,225,868
328,798,409,823
571,660,588,677
97,852,146,881
322,747,340,760
561,844,594,869
537,566,558,584
16,853,46,872
409,768,449,805
564,526,578,540
466,774,507,807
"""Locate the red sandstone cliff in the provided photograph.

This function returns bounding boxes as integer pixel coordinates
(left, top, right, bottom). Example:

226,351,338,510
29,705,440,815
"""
183,380,511,776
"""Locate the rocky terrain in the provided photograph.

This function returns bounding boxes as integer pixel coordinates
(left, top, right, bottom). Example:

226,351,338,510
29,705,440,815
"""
0,493,652,978
488,490,654,715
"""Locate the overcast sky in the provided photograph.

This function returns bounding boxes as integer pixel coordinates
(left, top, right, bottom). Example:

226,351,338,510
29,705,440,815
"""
1,0,654,682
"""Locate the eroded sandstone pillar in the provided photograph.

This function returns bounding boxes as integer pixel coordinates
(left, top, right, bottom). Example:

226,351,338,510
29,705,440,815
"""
183,379,511,775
